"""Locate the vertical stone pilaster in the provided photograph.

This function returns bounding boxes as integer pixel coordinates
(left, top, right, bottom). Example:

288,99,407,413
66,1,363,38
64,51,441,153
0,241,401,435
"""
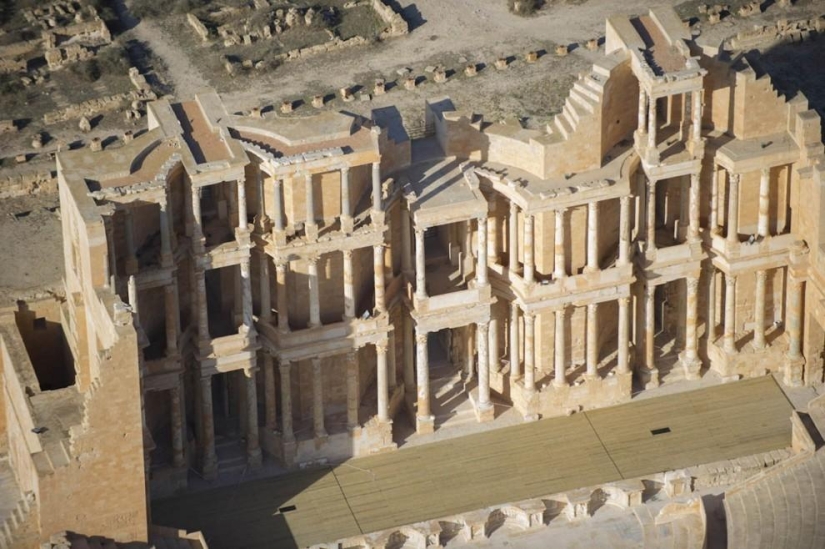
758,168,770,238
727,172,740,248
754,270,767,350
618,297,630,375
200,375,217,479
509,201,519,273
554,308,567,388
619,196,630,266
724,274,737,354
585,202,599,272
312,358,327,439
376,340,389,422
477,216,488,286
415,229,427,300
586,303,598,379
245,368,262,467
308,257,321,328
276,263,289,332
523,214,534,283
524,312,536,392
374,245,386,313
554,209,566,279
279,362,294,443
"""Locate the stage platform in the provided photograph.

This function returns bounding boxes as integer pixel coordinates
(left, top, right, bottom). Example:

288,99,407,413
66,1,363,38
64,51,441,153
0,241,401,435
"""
152,376,793,548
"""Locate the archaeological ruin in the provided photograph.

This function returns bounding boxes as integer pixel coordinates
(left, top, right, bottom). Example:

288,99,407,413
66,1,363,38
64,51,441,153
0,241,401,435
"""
1,2,825,548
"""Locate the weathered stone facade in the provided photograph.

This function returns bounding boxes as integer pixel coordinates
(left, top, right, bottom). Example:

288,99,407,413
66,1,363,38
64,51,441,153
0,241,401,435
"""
1,6,825,548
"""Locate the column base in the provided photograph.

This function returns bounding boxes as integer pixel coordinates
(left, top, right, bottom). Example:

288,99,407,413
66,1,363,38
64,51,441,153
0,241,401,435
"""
341,217,354,234
678,351,702,380
306,224,319,241
314,433,329,449
202,455,218,481
282,437,297,468
247,447,263,469
468,389,495,422
416,415,435,434
644,148,660,166
784,353,805,387
641,367,660,389
583,373,599,382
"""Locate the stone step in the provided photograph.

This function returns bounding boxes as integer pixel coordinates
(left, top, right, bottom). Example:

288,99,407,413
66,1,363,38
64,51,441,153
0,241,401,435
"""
584,73,606,93
572,81,600,102
554,114,573,140
569,87,597,113
562,105,578,130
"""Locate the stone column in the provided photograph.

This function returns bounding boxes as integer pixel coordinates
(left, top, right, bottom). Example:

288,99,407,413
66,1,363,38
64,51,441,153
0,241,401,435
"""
510,302,521,378
638,88,647,135
477,321,492,411
416,330,434,432
273,178,284,232
263,354,276,430
754,270,767,350
646,179,657,251
304,173,317,237
488,203,498,265
586,303,598,379
128,275,139,315
619,196,630,266
524,312,535,392
724,274,737,354
523,214,534,283
237,179,248,230
279,362,295,442
200,375,217,478
192,187,204,245
489,317,499,371
464,325,475,381
312,358,327,438
586,202,599,272
554,308,567,388
645,285,656,375
343,250,355,319
707,267,717,339
477,216,488,286
276,263,289,332
195,270,209,340
415,229,427,300
340,166,353,233
374,340,389,422
256,168,269,228
647,93,657,150
164,283,180,355
758,168,770,238
346,352,359,428
159,198,172,264
786,276,804,361
554,209,566,279
105,216,116,289
170,381,185,468
509,201,519,273
682,277,700,373
260,255,271,323
710,166,719,234
240,258,253,333
691,89,702,142
124,208,138,274
401,208,412,273
372,161,382,213
245,368,262,466
727,172,740,247
308,257,321,328
689,172,700,241
617,297,630,375
403,315,415,395
374,245,386,313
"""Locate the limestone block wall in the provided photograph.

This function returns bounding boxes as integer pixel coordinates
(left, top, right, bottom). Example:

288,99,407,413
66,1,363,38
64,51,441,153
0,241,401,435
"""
733,66,788,140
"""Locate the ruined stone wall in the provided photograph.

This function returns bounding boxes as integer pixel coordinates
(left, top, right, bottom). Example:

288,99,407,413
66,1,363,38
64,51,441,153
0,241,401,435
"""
732,68,788,140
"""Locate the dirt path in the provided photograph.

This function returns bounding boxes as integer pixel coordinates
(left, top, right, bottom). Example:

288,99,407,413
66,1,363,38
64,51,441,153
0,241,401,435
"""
113,0,210,96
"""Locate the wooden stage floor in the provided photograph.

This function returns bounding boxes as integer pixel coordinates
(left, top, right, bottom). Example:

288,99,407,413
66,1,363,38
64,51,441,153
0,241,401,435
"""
152,376,793,548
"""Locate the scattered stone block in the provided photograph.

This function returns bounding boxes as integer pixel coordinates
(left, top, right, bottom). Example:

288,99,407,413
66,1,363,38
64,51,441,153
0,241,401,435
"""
586,38,599,51
434,68,447,83
374,79,386,95
312,94,325,108
340,87,354,102
122,131,133,144
556,44,569,56
78,116,91,132
89,137,102,151
0,120,16,134
464,64,477,77
280,100,293,113
31,134,43,149
494,57,508,70
404,76,416,90
525,51,538,63
15,154,27,164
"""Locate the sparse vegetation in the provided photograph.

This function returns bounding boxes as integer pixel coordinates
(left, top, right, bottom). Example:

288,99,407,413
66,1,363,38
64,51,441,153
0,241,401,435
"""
508,0,539,16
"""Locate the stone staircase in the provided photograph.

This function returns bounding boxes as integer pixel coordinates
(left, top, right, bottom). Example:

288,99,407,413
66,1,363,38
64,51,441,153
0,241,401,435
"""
546,69,606,141
0,457,34,549
214,433,247,476
43,526,208,549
